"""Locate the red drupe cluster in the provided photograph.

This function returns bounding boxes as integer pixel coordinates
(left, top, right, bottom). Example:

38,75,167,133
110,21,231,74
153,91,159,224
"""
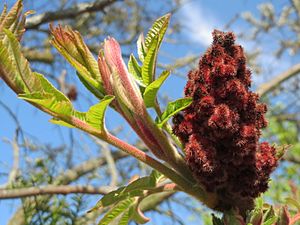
173,30,278,212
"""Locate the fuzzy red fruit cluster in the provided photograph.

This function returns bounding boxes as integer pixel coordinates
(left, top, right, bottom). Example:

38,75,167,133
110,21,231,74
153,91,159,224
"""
173,30,278,212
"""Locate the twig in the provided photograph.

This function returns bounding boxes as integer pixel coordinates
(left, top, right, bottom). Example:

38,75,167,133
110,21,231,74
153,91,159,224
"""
25,0,117,30
0,185,112,199
0,135,20,188
257,63,300,97
7,150,128,225
90,136,119,187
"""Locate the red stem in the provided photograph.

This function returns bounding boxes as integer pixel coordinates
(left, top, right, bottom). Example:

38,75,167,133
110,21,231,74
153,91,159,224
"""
290,212,300,225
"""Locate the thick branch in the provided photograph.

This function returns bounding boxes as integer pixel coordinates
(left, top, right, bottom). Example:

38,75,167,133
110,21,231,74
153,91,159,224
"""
7,151,128,225
257,63,300,97
284,154,300,164
0,185,112,199
23,48,54,64
25,0,117,30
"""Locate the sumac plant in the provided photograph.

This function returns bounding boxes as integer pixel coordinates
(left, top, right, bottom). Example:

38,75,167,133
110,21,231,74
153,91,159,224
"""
0,1,299,225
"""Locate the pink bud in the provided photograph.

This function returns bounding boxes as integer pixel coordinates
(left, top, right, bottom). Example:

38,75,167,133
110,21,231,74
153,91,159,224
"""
103,37,145,115
98,54,113,95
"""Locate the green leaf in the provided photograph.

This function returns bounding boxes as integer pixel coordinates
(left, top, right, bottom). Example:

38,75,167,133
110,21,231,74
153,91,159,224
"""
0,38,25,93
141,35,159,86
0,29,37,93
50,26,104,99
262,205,276,222
263,216,278,225
262,206,277,225
137,33,146,62
285,197,300,211
90,171,163,224
0,0,27,40
143,70,170,108
19,92,73,115
49,95,114,132
86,95,115,130
255,197,264,209
128,54,145,87
137,14,170,85
88,170,163,213
247,208,262,225
118,209,131,225
18,72,73,115
142,34,161,86
149,170,165,186
49,118,75,128
144,13,170,53
156,97,193,128
77,71,104,99
97,199,135,225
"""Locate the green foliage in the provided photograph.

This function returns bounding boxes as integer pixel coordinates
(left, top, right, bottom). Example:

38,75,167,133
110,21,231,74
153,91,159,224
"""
89,170,165,224
0,7,114,136
285,198,300,211
143,70,170,108
50,25,105,99
2,2,300,225
97,199,135,225
137,13,170,87
128,54,145,87
0,29,28,93
0,0,29,40
89,170,163,211
156,97,193,127
211,200,300,225
144,14,170,54
137,33,146,63
141,35,159,86
48,95,114,133
18,73,73,114
85,95,115,130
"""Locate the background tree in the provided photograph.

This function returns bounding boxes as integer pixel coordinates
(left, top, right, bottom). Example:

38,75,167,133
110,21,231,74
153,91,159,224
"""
0,0,300,225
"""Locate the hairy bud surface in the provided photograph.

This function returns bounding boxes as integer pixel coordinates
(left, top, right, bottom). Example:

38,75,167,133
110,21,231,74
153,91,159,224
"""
173,30,278,212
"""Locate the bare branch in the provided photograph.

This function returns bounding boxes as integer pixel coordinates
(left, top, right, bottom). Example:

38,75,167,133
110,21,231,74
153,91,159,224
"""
0,135,20,188
90,136,119,187
0,185,112,199
257,63,300,97
25,0,117,30
23,48,54,64
7,150,128,225
284,154,300,164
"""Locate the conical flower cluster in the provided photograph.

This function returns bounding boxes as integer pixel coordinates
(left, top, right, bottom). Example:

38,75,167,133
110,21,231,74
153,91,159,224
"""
173,30,278,212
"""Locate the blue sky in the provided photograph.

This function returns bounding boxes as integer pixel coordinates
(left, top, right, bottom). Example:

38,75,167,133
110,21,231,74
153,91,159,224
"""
0,0,298,224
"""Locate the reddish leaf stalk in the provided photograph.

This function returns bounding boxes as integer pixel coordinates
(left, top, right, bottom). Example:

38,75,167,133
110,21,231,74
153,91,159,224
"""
290,213,300,225
105,132,218,209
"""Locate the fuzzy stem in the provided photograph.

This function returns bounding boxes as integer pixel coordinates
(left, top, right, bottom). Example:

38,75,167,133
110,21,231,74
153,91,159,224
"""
116,104,166,159
105,133,217,208
291,213,300,225
143,112,195,182
105,132,184,183
19,99,217,210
